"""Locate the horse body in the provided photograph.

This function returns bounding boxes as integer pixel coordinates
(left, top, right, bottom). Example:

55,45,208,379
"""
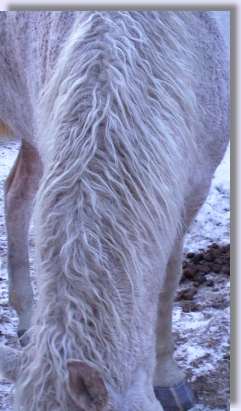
0,11,229,411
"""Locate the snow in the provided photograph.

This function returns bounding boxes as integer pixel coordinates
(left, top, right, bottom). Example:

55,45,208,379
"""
184,145,230,252
176,147,230,410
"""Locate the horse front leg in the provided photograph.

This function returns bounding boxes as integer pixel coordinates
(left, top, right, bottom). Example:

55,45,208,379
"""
154,237,195,411
4,140,42,341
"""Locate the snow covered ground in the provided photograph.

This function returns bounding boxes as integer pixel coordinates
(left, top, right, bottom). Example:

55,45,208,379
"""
0,141,230,410
185,144,230,252
175,146,230,411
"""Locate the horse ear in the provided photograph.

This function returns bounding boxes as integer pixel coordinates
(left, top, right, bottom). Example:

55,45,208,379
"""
0,345,22,382
67,360,108,410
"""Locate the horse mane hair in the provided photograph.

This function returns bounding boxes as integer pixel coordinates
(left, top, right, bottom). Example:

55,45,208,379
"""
15,11,199,411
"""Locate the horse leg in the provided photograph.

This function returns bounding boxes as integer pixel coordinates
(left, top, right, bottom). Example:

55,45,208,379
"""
4,141,42,339
154,237,195,411
154,185,212,410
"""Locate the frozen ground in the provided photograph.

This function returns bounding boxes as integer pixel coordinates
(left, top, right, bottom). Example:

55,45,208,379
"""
0,141,230,410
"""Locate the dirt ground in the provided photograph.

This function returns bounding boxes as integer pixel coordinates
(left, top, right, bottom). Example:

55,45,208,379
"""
0,141,230,411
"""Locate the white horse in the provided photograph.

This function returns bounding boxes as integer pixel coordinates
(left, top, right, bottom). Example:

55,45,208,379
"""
0,11,229,411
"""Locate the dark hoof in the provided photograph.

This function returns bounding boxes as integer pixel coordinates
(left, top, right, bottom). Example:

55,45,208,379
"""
17,330,29,347
154,380,196,411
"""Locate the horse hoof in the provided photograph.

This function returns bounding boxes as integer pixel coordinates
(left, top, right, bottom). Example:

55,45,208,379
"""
154,380,196,411
17,330,29,347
